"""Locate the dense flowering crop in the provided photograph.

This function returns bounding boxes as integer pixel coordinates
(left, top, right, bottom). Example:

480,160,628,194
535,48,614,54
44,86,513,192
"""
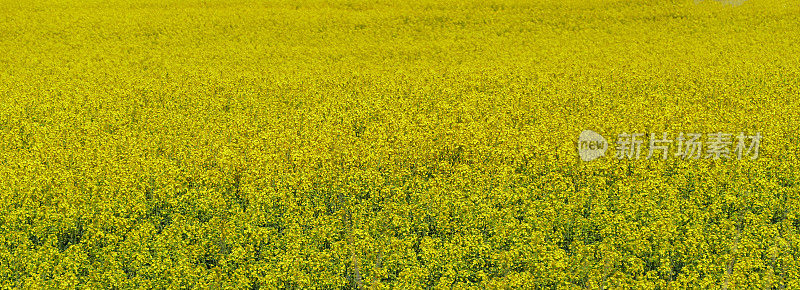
1,0,799,288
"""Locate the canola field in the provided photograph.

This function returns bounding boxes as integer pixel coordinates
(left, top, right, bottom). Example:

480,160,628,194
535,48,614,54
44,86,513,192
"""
1,0,799,288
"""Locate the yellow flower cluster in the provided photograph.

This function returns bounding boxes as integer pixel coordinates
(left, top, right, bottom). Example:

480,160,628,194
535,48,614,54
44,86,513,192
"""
0,0,798,288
